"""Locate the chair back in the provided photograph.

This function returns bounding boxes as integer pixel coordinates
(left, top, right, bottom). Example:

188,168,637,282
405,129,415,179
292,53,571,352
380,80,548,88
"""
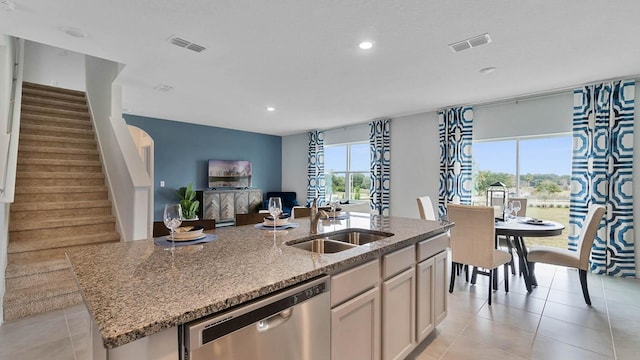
152,219,215,237
416,196,436,221
292,206,311,219
509,197,528,217
235,213,267,226
576,205,606,269
447,204,496,269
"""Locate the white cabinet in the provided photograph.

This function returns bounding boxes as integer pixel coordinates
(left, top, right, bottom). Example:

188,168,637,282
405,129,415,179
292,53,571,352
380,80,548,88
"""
416,234,449,343
434,251,448,325
416,256,435,342
331,287,380,360
382,247,416,360
331,260,380,360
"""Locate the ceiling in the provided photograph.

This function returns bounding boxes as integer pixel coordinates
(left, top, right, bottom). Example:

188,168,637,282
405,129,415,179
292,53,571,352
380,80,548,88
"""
2,1,640,136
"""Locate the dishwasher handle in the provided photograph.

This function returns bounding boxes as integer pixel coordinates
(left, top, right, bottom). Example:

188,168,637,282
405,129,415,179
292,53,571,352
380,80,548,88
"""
257,308,293,332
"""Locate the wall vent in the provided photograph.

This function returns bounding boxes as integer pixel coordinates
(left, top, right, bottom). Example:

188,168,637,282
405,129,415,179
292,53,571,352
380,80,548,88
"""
168,35,206,53
449,33,492,53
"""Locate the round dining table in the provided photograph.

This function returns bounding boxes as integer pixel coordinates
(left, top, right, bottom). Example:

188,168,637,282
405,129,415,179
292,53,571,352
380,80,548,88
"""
495,217,565,292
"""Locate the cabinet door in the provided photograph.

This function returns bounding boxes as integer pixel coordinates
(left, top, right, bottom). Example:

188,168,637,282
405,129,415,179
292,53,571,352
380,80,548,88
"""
331,287,380,360
234,191,249,214
203,192,220,221
416,257,435,343
434,251,448,325
219,193,235,222
382,267,415,360
248,190,263,213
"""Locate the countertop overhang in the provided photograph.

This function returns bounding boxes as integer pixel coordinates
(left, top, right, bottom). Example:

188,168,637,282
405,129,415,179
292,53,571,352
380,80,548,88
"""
66,213,451,349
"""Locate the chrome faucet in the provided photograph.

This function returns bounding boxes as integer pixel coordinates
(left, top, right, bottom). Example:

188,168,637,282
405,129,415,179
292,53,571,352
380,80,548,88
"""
309,197,326,235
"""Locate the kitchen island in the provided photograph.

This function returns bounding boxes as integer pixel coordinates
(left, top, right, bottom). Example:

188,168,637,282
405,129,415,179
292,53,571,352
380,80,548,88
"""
67,213,452,360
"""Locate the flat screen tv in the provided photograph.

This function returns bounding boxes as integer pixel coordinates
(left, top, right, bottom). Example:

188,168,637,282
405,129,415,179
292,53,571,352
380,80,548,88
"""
208,160,252,188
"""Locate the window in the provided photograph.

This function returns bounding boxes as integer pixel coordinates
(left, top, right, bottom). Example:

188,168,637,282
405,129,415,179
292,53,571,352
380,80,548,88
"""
325,142,370,212
473,135,572,248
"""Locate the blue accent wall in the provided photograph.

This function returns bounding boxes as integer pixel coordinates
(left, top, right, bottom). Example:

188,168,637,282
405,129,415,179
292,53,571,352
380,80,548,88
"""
124,114,282,220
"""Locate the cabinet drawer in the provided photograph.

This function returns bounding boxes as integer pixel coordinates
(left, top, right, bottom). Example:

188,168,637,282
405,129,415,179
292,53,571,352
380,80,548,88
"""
383,246,415,279
331,260,379,307
417,233,450,262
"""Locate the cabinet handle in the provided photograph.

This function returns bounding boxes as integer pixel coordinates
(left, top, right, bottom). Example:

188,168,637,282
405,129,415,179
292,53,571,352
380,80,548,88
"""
256,308,293,332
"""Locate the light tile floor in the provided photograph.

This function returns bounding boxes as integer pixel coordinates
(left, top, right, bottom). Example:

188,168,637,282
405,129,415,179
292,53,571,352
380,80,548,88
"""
1,262,639,360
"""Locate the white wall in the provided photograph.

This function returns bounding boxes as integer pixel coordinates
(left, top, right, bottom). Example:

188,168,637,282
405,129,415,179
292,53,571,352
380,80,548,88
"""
85,56,151,241
390,112,440,218
281,132,309,205
23,41,85,91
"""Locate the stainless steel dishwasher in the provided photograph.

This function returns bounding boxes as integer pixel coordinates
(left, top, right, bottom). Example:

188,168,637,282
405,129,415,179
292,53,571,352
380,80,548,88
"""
182,276,330,360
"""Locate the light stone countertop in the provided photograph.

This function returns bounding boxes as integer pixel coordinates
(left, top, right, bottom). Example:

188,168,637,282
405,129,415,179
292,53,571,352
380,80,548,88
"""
66,213,451,349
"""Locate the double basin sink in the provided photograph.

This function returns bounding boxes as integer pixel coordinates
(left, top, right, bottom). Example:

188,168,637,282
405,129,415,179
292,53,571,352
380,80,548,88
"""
287,229,393,254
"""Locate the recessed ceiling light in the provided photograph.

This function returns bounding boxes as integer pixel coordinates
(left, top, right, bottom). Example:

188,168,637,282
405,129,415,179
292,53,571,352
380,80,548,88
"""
1,0,16,11
266,107,275,112
60,27,88,39
479,67,496,74
358,41,373,50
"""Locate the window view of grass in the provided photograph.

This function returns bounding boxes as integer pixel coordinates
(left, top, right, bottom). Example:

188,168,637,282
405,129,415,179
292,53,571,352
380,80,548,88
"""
473,136,572,249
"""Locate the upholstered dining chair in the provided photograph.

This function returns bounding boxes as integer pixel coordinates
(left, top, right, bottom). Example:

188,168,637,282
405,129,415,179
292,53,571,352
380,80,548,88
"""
447,204,512,305
500,197,528,275
416,196,436,221
235,213,267,226
152,219,216,237
527,204,605,305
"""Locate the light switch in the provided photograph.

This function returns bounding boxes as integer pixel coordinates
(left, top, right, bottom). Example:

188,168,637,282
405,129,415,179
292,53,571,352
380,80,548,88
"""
160,181,165,187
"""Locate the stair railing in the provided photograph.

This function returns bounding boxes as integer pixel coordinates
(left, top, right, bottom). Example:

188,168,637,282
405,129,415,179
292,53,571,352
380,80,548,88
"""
0,37,24,203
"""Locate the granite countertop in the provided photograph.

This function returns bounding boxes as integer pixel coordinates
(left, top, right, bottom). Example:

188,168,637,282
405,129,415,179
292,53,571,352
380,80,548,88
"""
66,213,451,349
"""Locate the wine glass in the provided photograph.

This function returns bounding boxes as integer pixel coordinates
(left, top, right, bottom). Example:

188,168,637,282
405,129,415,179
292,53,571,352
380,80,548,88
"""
268,197,282,233
164,203,182,252
329,195,340,220
505,201,513,220
512,200,522,218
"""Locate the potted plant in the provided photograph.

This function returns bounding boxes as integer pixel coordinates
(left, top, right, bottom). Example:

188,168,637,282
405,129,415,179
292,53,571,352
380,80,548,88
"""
177,183,200,220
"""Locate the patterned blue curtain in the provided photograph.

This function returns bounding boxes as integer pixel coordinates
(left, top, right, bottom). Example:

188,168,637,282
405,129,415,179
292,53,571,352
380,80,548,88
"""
438,107,473,218
306,131,325,206
570,80,635,277
369,119,391,215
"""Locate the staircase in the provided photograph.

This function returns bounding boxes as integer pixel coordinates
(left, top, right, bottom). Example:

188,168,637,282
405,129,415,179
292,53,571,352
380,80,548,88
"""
3,82,120,321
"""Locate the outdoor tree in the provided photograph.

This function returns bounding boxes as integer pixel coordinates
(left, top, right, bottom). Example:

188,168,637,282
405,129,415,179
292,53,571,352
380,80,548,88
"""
474,170,514,194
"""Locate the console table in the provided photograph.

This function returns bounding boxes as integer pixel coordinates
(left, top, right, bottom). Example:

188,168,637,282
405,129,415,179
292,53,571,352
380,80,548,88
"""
199,189,262,224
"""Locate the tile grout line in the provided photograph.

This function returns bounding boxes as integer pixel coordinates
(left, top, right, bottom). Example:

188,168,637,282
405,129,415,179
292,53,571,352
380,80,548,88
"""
528,265,555,358
601,276,617,360
64,308,79,360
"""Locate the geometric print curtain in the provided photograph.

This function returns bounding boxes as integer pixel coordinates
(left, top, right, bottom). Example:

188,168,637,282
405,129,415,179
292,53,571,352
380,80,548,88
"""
369,119,391,215
306,130,326,206
438,106,473,218
570,80,635,277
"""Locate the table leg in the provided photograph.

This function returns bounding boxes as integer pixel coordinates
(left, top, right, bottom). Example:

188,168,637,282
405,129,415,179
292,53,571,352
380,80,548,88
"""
511,235,533,292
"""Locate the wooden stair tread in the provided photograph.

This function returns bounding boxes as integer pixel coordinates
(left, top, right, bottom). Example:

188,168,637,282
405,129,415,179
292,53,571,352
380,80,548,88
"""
22,87,87,104
9,215,116,231
22,82,86,97
15,185,107,194
8,231,120,254
17,158,101,166
20,123,94,136
10,200,112,212
17,172,104,179
21,113,92,128
18,145,99,155
21,104,90,119
20,133,96,145
22,96,88,111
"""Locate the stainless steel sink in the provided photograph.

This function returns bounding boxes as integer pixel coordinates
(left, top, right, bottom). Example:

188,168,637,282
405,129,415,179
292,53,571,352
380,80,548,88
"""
287,230,393,254
289,238,358,254
326,230,393,245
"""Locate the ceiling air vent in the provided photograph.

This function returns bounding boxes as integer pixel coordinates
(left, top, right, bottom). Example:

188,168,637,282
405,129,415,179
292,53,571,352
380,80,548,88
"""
449,33,492,53
168,35,206,53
